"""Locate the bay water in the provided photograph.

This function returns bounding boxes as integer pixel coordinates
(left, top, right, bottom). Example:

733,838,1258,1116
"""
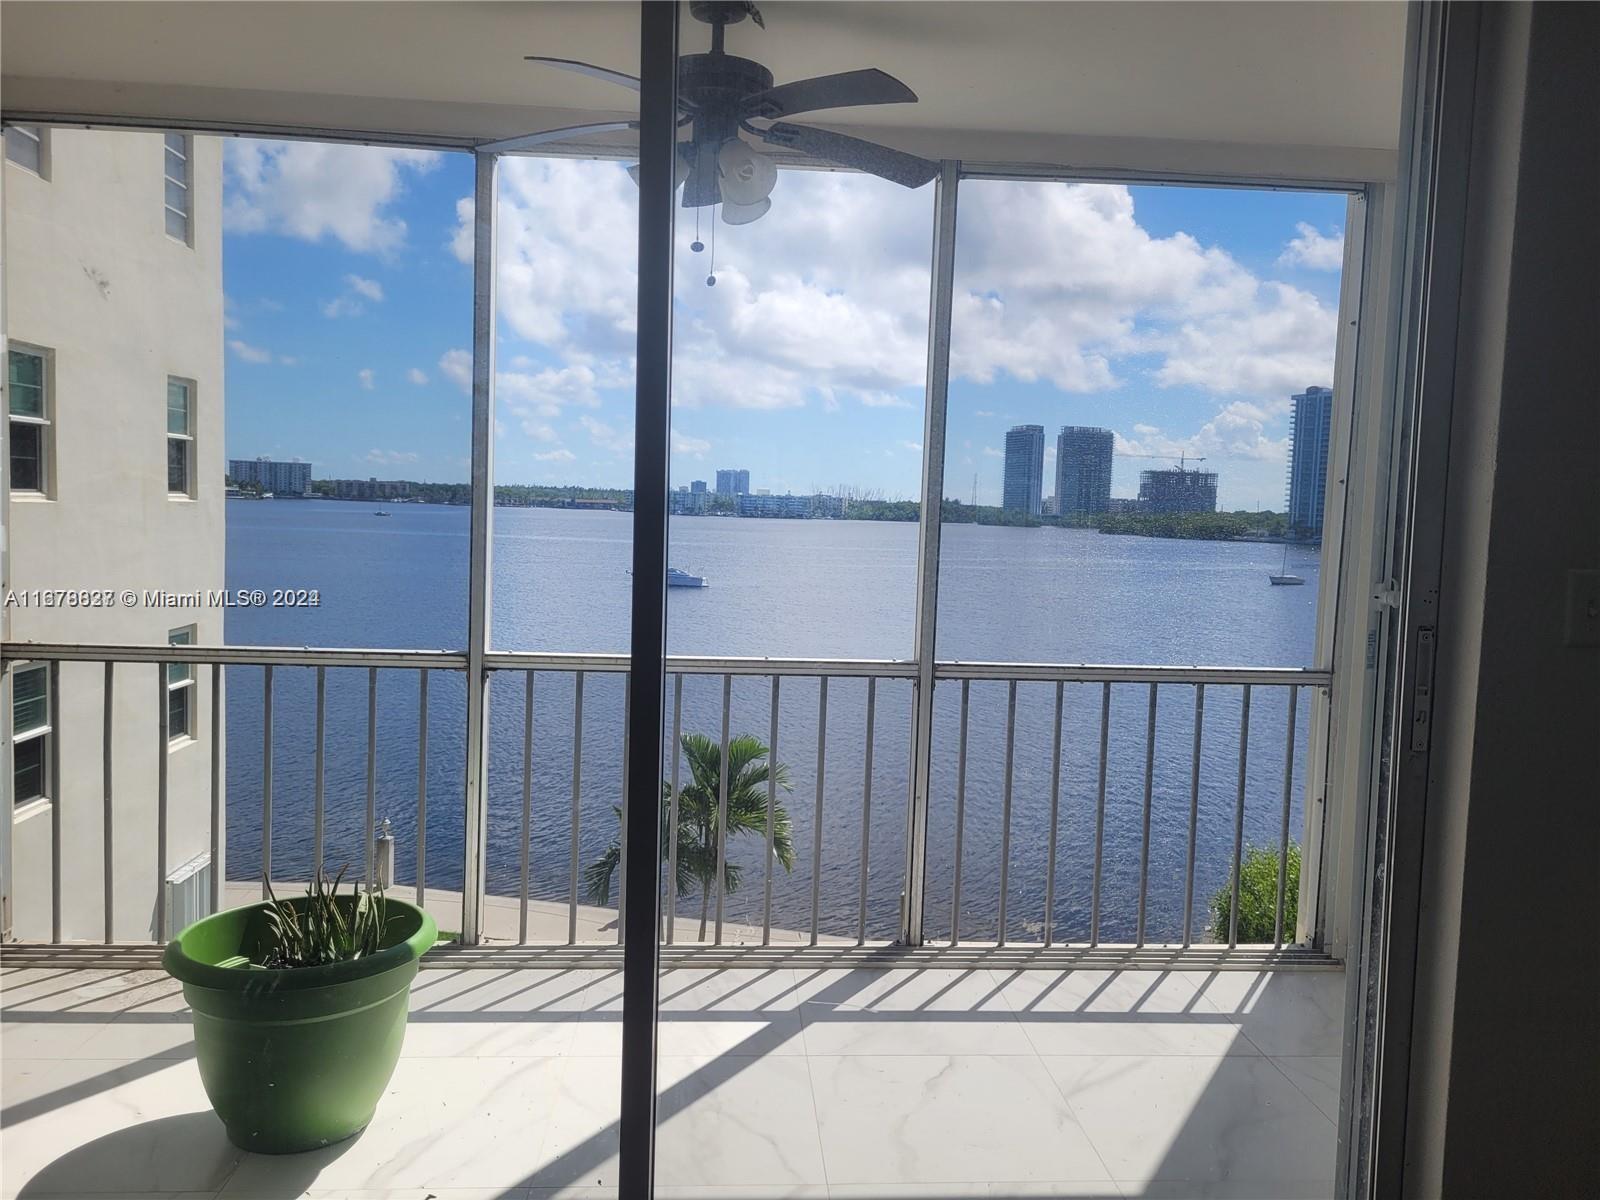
224,500,1322,942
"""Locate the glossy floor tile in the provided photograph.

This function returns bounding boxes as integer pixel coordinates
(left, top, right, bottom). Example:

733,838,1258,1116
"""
2,963,1343,1199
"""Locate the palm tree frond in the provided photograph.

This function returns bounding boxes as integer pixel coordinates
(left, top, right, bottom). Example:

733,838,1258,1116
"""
587,729,798,918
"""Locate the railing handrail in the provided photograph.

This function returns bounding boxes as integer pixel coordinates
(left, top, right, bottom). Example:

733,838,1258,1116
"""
487,651,917,677
1,641,1332,687
1,642,471,669
935,661,1332,686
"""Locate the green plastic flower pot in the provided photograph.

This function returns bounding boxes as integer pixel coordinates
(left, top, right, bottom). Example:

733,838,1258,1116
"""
163,895,437,1154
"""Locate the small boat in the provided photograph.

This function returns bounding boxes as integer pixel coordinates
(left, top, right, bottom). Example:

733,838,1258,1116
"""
1269,544,1305,586
667,567,708,588
374,510,391,517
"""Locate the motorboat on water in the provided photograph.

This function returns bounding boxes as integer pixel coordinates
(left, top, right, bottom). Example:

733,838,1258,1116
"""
667,567,708,588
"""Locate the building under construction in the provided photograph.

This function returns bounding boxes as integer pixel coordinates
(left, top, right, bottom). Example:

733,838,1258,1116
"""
1138,466,1219,513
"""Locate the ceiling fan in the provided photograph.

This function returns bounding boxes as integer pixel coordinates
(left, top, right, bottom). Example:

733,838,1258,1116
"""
481,0,939,229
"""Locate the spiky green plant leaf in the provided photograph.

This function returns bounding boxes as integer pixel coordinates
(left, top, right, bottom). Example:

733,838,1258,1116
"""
261,867,391,969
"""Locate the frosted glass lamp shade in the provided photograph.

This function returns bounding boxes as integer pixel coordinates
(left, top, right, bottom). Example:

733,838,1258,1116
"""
717,139,778,206
721,198,771,225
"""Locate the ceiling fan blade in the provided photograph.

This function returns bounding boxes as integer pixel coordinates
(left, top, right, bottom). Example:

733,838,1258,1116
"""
479,122,637,154
756,121,939,189
524,56,641,92
744,68,917,119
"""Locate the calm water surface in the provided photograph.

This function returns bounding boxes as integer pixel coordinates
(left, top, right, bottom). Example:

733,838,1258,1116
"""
224,500,1323,942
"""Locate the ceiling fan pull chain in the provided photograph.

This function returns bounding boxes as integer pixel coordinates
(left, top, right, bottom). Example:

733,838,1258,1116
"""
707,209,718,287
691,206,704,253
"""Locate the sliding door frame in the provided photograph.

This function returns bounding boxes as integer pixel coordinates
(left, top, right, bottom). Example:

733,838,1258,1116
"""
616,3,680,1194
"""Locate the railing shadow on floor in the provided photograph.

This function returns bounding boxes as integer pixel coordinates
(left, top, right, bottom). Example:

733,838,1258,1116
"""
4,964,1341,1198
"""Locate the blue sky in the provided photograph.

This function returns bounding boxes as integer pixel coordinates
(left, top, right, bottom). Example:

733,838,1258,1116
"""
222,141,1349,510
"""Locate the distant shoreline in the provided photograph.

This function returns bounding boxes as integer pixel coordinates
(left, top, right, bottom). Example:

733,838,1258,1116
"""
231,494,1319,547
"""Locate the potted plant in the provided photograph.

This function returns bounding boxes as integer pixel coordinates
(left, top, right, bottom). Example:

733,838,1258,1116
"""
163,869,437,1153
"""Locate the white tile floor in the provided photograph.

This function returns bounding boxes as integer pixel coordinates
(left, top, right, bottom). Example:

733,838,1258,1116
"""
1,962,1343,1199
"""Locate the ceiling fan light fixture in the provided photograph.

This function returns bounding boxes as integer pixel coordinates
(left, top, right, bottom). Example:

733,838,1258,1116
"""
721,197,771,225
717,138,778,206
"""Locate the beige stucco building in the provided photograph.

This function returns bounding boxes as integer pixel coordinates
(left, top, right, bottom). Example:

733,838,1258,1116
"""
2,127,225,939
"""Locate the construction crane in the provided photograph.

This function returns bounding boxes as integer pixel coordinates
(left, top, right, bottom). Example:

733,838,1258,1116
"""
1115,451,1208,471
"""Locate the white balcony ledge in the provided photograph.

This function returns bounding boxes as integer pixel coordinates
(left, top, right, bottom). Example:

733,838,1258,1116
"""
2,960,1342,1199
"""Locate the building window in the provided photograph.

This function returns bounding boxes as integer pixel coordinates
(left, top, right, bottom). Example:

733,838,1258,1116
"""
167,377,193,496
167,627,195,742
8,347,51,496
163,133,191,243
12,664,52,808
4,124,45,176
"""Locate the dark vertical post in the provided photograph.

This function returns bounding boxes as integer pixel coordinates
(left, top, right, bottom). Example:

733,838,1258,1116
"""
618,2,678,1194
49,660,62,942
104,661,116,940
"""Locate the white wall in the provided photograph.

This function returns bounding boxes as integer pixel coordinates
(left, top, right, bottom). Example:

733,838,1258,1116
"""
4,128,225,940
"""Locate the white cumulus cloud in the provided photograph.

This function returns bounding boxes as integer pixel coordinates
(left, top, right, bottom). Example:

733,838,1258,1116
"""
439,349,472,393
580,414,634,455
363,448,419,466
228,339,273,364
322,274,386,318
358,368,375,390
672,430,711,457
1278,223,1345,270
225,141,442,255
457,162,1339,497
406,367,429,386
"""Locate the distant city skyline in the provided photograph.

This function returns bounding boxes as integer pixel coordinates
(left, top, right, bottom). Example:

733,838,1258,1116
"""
715,467,751,497
221,143,1349,511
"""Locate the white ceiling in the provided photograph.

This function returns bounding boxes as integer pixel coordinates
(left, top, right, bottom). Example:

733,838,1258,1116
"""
1,1,1407,181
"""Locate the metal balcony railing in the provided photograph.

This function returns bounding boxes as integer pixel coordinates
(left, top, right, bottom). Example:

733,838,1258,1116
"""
1,642,1331,956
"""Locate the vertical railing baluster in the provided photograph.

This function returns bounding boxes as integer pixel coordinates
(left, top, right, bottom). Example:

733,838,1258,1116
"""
313,666,326,878
209,662,223,917
1183,683,1206,947
997,679,1017,947
1229,684,1253,948
713,673,733,945
365,667,377,890
810,676,828,947
416,669,428,909
950,678,970,945
519,670,534,944
617,673,631,946
49,661,62,942
1275,686,1300,947
762,674,779,946
1136,682,1158,947
156,662,169,941
665,674,683,945
567,671,584,945
1090,681,1111,947
103,662,114,941
1043,680,1063,945
261,665,273,900
857,676,877,945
